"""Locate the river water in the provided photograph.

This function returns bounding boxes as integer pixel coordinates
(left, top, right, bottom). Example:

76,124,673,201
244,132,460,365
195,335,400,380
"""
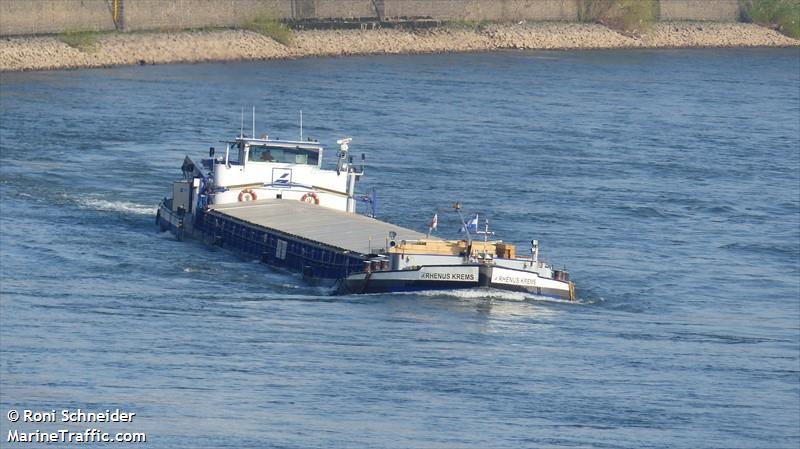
1,49,798,448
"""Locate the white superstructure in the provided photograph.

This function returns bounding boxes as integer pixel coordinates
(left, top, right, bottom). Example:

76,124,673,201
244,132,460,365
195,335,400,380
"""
203,135,363,213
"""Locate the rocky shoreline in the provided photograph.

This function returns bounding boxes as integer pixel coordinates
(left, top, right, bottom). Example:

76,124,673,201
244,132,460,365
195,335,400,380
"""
1,22,798,72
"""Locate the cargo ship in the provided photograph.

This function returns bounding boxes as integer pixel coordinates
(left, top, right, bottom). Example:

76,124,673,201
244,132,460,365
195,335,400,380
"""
156,130,575,300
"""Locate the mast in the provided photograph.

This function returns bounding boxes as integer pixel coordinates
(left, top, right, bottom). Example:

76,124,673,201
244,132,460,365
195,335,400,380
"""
453,202,472,246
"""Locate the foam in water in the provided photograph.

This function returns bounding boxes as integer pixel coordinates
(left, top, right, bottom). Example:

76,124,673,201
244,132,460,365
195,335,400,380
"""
76,196,156,216
394,287,587,305
155,230,177,239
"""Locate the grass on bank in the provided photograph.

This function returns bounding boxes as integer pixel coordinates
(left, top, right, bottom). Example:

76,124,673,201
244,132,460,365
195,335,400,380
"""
243,15,292,45
60,29,99,52
740,0,800,38
445,19,492,31
578,0,658,36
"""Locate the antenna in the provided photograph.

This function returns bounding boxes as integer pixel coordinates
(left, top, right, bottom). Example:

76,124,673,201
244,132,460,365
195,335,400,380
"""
299,110,303,141
252,106,255,139
240,108,244,138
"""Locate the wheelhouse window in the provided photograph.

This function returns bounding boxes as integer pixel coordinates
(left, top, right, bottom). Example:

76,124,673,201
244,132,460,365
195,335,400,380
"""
248,145,319,166
228,142,242,164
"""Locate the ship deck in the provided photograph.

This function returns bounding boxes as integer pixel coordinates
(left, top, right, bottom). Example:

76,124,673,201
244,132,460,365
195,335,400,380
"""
209,199,434,255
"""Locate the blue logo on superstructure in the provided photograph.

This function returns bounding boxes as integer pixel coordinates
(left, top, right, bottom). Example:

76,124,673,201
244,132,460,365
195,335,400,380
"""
272,168,292,185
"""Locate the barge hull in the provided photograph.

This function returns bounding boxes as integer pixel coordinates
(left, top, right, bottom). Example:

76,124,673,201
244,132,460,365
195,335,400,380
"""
157,199,573,300
483,266,573,300
339,265,480,294
342,264,573,299
158,198,431,282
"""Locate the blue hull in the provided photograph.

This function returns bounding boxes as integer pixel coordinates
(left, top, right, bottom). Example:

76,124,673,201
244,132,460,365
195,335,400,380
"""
157,202,366,282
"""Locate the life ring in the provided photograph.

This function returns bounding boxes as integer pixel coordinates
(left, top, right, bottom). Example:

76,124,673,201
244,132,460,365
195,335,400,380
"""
238,188,257,202
300,192,319,205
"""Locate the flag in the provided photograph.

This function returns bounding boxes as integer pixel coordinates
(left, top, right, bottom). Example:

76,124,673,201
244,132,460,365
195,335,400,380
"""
426,212,438,237
460,214,479,233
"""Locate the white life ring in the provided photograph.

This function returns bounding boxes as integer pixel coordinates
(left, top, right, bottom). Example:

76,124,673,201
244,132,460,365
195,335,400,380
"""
300,192,319,205
238,188,257,202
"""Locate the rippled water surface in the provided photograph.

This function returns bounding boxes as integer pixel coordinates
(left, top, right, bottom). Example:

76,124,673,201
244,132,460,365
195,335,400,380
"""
1,49,799,448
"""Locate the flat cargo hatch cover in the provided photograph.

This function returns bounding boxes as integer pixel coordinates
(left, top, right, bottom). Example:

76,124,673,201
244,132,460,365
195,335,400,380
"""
210,199,434,255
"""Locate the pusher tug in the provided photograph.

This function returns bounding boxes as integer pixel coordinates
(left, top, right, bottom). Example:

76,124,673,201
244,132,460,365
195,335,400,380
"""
156,125,575,300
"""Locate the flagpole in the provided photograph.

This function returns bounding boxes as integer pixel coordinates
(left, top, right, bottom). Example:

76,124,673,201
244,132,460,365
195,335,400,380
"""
454,203,472,246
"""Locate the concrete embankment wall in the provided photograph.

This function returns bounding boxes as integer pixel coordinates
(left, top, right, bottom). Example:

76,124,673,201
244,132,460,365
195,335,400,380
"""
0,0,116,35
659,0,740,21
0,0,742,36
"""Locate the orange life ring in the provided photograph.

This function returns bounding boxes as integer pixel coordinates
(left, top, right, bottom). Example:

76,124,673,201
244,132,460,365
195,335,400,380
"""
300,192,319,205
238,188,257,202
